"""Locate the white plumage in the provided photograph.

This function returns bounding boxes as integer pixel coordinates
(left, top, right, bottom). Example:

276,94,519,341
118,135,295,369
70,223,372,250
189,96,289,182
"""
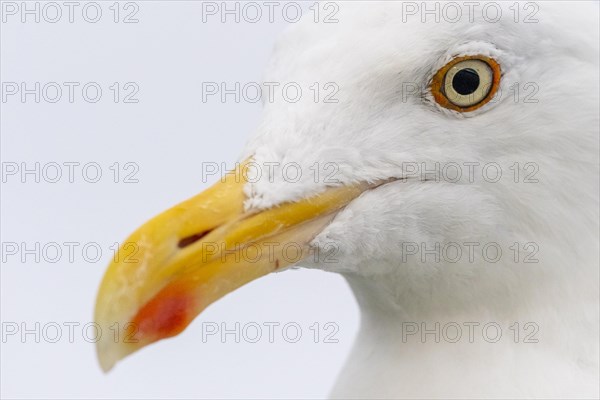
238,2,599,398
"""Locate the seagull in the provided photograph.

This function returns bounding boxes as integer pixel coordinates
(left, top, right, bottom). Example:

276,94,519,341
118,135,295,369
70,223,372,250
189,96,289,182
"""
95,2,599,398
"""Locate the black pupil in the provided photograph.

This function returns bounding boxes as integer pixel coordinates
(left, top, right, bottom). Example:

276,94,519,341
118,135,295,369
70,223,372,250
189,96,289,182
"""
452,68,480,95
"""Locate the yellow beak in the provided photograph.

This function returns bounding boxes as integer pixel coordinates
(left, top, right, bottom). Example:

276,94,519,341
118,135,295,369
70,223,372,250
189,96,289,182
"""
95,162,381,371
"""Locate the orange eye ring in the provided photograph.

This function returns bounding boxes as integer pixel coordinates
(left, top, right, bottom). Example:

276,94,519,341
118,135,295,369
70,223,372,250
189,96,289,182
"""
431,55,501,112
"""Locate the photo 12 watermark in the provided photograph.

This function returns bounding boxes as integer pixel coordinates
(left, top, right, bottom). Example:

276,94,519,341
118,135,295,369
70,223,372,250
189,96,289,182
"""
400,321,540,344
398,241,540,264
1,162,140,184
2,240,140,265
200,1,340,24
399,1,540,24
1,82,140,104
1,1,140,24
201,81,340,104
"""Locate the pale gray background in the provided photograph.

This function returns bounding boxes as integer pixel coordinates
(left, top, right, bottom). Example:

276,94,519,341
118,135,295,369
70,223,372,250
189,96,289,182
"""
0,1,359,398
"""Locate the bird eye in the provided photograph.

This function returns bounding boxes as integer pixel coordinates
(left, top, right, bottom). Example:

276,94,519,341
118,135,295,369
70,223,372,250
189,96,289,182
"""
431,55,501,112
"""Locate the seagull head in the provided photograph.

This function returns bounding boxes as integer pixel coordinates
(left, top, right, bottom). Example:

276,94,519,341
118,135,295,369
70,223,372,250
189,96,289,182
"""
95,2,599,373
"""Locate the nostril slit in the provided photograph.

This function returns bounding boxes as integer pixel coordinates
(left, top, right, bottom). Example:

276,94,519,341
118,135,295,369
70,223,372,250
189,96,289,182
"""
178,230,211,248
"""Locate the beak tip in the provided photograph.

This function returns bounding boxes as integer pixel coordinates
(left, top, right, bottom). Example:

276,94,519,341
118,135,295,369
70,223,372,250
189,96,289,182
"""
100,362,114,374
96,328,133,373
97,343,118,373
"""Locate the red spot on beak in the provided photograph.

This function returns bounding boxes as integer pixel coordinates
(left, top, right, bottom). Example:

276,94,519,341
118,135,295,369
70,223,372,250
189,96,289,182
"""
132,282,196,343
